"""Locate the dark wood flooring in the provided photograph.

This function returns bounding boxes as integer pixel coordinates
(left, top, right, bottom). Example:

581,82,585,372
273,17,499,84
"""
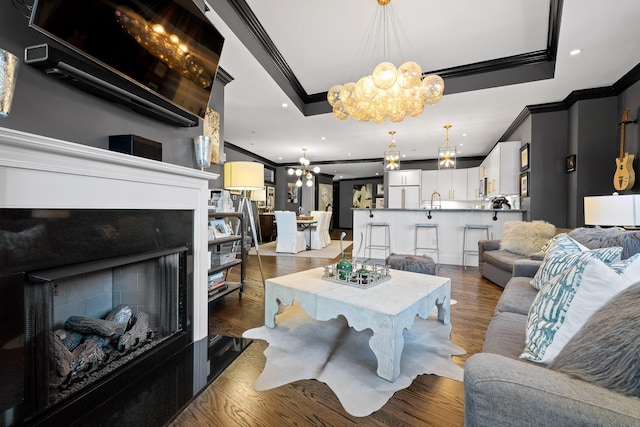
169,230,503,426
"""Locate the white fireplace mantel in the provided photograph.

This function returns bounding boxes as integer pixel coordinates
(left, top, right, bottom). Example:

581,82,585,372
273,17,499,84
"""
0,126,218,340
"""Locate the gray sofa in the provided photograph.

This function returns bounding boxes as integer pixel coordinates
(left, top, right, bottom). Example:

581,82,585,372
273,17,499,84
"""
477,239,539,288
478,226,608,288
464,233,640,426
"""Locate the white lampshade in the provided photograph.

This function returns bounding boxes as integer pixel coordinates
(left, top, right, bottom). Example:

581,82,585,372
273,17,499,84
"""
250,188,266,202
224,161,264,191
584,194,640,226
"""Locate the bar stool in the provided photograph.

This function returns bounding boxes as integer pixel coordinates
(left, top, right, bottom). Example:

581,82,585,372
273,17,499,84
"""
415,223,439,270
462,224,492,269
364,222,391,262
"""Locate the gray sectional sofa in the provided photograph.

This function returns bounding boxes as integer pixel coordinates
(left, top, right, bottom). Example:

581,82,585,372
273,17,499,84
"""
464,228,640,426
477,238,540,288
479,226,640,288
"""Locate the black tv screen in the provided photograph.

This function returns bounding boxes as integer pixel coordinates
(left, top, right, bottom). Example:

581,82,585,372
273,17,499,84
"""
30,0,224,119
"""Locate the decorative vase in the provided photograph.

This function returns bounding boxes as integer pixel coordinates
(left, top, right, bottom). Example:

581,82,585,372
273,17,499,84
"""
194,135,212,170
337,254,353,280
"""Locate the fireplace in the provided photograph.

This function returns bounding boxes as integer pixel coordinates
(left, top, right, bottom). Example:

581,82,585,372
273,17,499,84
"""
0,209,192,424
0,128,216,426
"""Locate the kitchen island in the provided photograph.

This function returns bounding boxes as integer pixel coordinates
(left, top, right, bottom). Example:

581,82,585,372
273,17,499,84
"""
352,208,524,266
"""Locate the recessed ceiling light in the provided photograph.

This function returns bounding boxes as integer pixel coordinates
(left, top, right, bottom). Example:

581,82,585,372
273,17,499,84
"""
278,156,283,160
462,133,467,137
570,49,582,56
282,103,288,108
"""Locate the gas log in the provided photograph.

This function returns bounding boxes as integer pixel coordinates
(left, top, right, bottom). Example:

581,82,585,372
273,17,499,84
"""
49,305,154,387
64,316,127,337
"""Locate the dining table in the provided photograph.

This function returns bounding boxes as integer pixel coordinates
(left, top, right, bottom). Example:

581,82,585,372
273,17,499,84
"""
296,216,317,250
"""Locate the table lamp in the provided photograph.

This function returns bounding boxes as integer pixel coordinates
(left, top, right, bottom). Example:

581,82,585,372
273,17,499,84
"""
584,194,640,227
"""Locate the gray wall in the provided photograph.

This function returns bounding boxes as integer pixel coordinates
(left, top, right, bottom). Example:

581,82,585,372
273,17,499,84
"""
529,110,569,226
0,2,226,189
504,88,638,229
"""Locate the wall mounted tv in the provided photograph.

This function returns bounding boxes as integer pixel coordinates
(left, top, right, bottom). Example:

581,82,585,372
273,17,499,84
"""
27,0,224,127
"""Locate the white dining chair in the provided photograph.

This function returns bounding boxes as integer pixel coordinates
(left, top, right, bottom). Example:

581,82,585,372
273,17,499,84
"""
275,211,307,253
306,211,327,250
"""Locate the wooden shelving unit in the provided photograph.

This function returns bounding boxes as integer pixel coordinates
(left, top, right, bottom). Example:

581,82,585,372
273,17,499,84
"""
207,212,246,302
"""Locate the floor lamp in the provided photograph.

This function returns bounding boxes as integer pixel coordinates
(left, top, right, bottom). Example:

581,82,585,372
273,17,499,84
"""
250,188,267,244
224,161,265,285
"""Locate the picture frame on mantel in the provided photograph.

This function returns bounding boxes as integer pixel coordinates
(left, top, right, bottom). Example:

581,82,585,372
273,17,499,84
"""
520,143,530,172
519,172,529,198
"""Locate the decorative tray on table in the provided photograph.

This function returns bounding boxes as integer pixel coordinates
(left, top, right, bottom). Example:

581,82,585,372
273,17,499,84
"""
322,260,391,289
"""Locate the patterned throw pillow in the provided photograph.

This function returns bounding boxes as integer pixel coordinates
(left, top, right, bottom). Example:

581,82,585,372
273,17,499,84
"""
521,253,640,364
530,235,619,291
544,233,588,256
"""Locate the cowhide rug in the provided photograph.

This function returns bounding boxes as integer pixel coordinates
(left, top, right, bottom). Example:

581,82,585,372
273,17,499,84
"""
242,302,465,417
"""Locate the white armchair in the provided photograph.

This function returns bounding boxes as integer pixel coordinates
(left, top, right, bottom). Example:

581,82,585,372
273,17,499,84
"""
307,211,328,249
275,211,307,253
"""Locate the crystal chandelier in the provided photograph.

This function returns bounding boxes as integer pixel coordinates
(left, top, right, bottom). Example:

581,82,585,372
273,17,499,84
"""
438,124,456,169
326,0,444,124
384,131,400,170
288,148,320,187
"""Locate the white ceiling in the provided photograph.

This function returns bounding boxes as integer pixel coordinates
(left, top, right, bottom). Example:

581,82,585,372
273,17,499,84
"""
204,0,640,180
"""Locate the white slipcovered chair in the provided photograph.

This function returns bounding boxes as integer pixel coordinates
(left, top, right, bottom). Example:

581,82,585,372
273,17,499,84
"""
275,211,307,253
323,210,332,246
306,211,327,249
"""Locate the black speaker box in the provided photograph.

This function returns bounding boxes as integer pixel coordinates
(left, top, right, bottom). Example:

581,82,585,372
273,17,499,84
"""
109,134,162,161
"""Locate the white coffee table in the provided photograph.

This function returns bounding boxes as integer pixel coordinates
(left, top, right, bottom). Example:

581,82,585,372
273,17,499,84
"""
264,267,451,382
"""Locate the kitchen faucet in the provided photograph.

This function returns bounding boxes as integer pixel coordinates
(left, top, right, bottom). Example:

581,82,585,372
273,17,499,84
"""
430,191,441,209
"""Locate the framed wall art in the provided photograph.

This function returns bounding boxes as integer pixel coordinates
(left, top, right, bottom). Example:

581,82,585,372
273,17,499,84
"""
318,183,333,211
519,172,529,198
287,183,298,203
266,185,275,211
352,184,372,208
520,143,530,172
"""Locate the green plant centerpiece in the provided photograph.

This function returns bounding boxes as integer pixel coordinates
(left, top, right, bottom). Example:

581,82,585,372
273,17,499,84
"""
337,231,353,280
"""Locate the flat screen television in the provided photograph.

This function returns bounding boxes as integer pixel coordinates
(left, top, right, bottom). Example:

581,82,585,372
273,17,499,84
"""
27,0,224,126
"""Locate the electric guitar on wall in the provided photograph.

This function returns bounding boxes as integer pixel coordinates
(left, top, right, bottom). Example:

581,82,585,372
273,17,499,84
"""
613,108,635,191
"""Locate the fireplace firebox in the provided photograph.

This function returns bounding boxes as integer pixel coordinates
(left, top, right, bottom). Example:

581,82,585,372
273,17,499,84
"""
0,209,193,426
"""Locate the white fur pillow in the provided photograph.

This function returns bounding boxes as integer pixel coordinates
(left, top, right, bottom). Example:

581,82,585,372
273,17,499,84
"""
500,220,557,256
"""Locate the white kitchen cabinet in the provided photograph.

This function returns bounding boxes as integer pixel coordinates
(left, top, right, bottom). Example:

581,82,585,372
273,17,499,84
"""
388,169,421,186
421,170,438,202
422,169,469,202
448,169,467,200
481,141,520,196
466,167,482,200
